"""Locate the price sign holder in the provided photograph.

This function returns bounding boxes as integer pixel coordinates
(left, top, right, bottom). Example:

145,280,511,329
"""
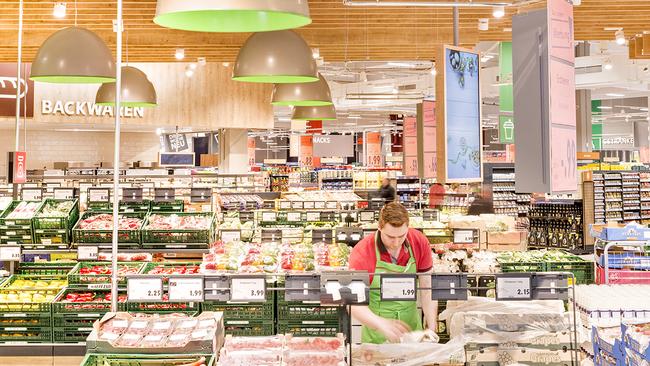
204,275,230,301
0,246,21,262
380,274,417,301
122,188,144,203
230,276,267,302
314,201,326,210
532,273,569,300
326,201,338,210
53,188,76,200
220,229,241,243
423,209,440,222
335,227,364,245
495,273,533,301
261,229,282,243
88,188,110,203
312,229,333,244
453,229,478,244
154,188,176,203
303,201,315,210
77,246,99,261
127,276,164,302
239,211,255,222
306,212,321,222
359,210,376,223
44,182,61,192
168,276,204,302
320,271,370,305
21,188,44,202
261,211,277,223
286,211,302,222
284,274,322,302
320,212,336,222
340,211,358,223
191,188,212,203
430,274,468,301
291,201,303,210
279,200,292,210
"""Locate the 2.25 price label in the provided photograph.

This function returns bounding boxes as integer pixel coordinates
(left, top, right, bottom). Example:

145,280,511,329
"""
128,277,163,302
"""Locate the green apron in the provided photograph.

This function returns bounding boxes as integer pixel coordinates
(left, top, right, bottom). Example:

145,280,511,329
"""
361,232,422,344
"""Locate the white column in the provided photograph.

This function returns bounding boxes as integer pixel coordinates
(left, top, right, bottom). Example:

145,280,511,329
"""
220,129,249,174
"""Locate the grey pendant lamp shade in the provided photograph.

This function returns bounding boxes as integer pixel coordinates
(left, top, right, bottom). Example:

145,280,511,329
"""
272,73,332,106
292,105,336,121
232,30,319,83
30,27,116,84
153,0,311,33
95,66,157,107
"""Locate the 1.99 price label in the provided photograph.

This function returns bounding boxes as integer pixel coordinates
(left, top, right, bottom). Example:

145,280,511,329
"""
380,275,417,301
168,277,204,302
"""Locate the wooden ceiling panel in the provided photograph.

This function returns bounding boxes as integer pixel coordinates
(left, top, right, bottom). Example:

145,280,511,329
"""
0,0,647,62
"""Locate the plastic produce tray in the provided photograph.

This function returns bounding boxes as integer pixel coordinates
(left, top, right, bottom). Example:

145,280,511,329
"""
72,211,144,245
150,200,184,212
498,261,546,273
52,289,127,313
126,301,200,313
201,302,274,321
223,320,275,336
0,312,50,327
33,199,80,231
53,328,93,343
68,262,145,288
0,326,52,343
80,353,215,366
15,261,75,275
0,289,57,313
277,320,341,337
546,260,595,284
141,212,216,245
53,314,104,328
0,234,33,245
140,262,202,282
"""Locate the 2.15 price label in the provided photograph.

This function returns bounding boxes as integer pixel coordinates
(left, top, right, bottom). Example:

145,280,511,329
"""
496,275,532,300
230,277,266,302
168,277,204,302
380,275,417,301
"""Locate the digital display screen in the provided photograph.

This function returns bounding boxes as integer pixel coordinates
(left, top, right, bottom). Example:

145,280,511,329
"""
159,153,195,167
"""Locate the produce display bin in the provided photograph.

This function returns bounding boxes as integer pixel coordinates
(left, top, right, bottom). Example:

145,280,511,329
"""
80,353,216,366
0,312,50,327
32,228,71,248
1,274,68,289
33,199,80,231
0,234,34,245
223,320,275,336
141,212,216,249
0,326,52,343
498,261,546,273
15,261,75,275
117,201,152,213
0,288,59,314
201,302,274,321
52,289,127,314
546,260,594,284
68,262,145,289
127,301,200,314
151,200,185,212
140,262,202,282
53,328,93,343
0,200,43,228
277,303,344,322
72,211,145,245
277,320,341,337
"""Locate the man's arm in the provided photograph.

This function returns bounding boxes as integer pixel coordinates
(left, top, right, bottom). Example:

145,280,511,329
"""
351,305,410,343
419,270,438,331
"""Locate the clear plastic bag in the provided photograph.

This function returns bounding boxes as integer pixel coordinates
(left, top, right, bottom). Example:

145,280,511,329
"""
352,337,466,366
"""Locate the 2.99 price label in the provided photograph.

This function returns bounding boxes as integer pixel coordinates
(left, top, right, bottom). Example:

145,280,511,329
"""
380,275,417,301
230,277,266,302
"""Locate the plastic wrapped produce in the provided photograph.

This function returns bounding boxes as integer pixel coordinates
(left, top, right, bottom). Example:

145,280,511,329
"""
352,337,466,366
223,335,284,351
5,201,40,219
78,213,142,230
145,214,211,230
218,350,281,366
285,335,344,351
37,200,74,217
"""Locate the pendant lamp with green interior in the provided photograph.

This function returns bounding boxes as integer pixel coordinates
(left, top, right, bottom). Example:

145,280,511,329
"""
95,66,157,107
233,30,318,84
292,105,337,121
30,27,115,84
272,73,332,106
154,0,311,33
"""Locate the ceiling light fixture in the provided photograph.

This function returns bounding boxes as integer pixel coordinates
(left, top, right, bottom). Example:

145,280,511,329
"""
597,106,613,110
53,2,66,18
392,86,399,94
271,73,333,106
603,59,613,70
95,66,157,107
222,62,230,67
493,5,505,18
185,66,194,78
233,30,318,83
343,1,510,8
175,48,185,60
312,48,320,59
153,0,312,33
615,29,626,45
189,63,197,70
292,105,337,120
197,57,207,66
605,93,625,97
30,27,116,83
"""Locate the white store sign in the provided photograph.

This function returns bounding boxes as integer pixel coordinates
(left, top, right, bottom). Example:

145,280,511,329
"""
41,100,144,118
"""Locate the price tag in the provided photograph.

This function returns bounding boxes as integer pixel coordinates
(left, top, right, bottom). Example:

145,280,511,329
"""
360,211,375,222
326,201,338,209
496,275,532,300
53,188,75,200
306,212,320,222
21,188,43,202
168,277,204,302
78,246,98,260
303,201,315,209
231,277,266,302
279,201,292,210
89,188,110,203
291,201,303,209
314,201,326,209
453,229,475,244
381,275,417,301
0,246,21,262
127,277,163,302
262,212,277,222
220,230,241,243
287,212,301,222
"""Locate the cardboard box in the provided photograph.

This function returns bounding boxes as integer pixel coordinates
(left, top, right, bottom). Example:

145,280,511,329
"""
482,231,527,252
597,223,650,242
200,154,219,167
465,347,573,366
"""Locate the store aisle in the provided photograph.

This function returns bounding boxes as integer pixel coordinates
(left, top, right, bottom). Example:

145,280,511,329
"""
0,357,83,366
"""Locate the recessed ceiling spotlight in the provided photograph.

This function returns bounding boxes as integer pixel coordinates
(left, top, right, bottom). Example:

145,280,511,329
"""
222,62,230,67
175,48,185,60
603,59,613,70
392,86,398,94
185,66,194,78
312,48,320,59
53,2,66,18
189,63,197,70
493,5,505,19
197,57,206,66
615,29,626,45
605,93,625,97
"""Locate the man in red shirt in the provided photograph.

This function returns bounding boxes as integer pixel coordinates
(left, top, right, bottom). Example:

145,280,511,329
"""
349,202,437,343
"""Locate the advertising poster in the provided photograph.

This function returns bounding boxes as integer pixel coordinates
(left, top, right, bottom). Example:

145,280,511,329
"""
0,63,34,118
422,101,437,179
247,137,256,167
300,135,314,167
442,46,482,182
403,117,418,176
366,132,382,168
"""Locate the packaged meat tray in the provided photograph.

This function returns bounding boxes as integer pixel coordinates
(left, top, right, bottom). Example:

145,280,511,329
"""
72,212,144,244
283,350,346,366
285,334,345,352
80,353,216,366
86,311,224,354
68,262,144,288
217,349,281,366
222,335,284,351
141,212,216,246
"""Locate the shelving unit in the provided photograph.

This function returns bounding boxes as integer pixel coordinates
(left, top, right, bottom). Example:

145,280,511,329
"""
396,177,421,205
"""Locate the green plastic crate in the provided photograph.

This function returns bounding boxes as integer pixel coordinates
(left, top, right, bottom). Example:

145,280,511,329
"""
33,199,80,231
80,353,216,366
16,261,75,275
0,200,43,228
0,326,52,342
53,314,101,328
140,262,202,281
0,235,33,245
201,302,274,321
0,312,50,327
277,320,341,337
546,260,595,285
52,288,127,313
117,201,152,214
68,262,144,288
33,229,70,246
127,301,200,313
150,200,185,212
277,304,344,322
141,212,216,245
498,261,546,273
72,211,144,245
224,320,275,336
1,274,68,289
53,327,92,343
0,228,32,237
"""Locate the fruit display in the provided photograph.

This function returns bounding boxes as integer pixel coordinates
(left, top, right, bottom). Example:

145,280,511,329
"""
497,249,580,263
144,214,212,230
314,242,350,269
144,263,201,276
56,290,127,311
0,289,59,304
4,201,41,219
240,244,279,273
280,244,315,272
430,250,500,274
77,213,143,230
201,242,278,273
97,252,153,262
36,200,75,217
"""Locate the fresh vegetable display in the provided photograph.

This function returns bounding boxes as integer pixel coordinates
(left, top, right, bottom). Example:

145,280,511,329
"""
497,249,579,263
4,201,40,219
314,242,350,269
3,278,67,289
71,263,143,284
145,214,212,230
78,213,143,230
97,252,152,262
36,200,74,217
201,242,278,273
0,290,58,304
78,264,140,276
59,291,127,310
280,244,315,272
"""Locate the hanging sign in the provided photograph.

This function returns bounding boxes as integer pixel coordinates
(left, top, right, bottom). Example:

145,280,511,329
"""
421,101,437,179
154,188,176,203
21,188,43,201
403,117,419,176
313,135,354,157
247,137,256,167
366,132,382,168
88,188,110,203
299,135,314,167
8,151,27,184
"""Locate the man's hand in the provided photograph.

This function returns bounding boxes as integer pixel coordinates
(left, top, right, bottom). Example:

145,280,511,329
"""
375,318,411,343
